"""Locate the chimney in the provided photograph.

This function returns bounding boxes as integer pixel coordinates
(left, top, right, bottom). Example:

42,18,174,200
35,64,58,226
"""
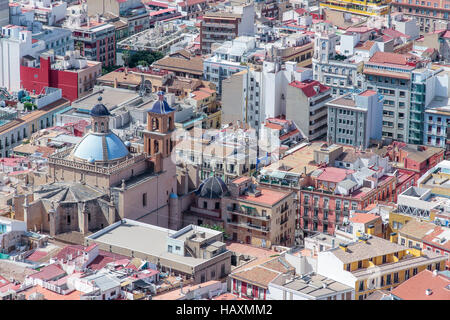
367,224,374,236
390,232,398,243
433,269,438,277
339,243,348,252
425,289,432,296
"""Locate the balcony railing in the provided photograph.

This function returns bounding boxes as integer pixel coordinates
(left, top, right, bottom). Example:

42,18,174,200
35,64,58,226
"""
227,220,270,232
227,207,270,221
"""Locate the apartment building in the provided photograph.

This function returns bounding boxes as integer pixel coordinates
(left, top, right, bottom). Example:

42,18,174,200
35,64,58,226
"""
203,36,258,95
388,186,450,236
20,51,102,102
300,146,396,236
223,177,296,248
32,26,74,56
327,90,383,148
391,0,450,33
222,60,308,133
0,95,70,157
0,25,46,92
320,0,391,17
0,0,7,27
363,52,425,143
200,3,255,55
175,127,256,183
312,30,365,97
317,235,447,300
286,78,331,141
69,19,116,67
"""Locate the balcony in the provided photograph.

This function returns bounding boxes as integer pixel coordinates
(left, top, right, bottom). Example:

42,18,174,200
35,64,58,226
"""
280,217,289,225
227,206,269,221
227,220,270,232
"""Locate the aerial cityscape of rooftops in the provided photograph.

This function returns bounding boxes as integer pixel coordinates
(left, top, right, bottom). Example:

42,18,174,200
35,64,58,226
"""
0,0,448,303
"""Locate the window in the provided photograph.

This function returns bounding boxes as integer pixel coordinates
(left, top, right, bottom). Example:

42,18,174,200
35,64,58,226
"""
346,264,351,271
67,215,71,225
380,275,384,287
211,270,216,279
203,201,207,209
413,268,418,276
168,245,173,253
142,193,147,207
386,274,391,285
382,255,387,263
405,269,410,280
436,263,441,271
215,202,220,210
394,272,399,284
358,260,362,269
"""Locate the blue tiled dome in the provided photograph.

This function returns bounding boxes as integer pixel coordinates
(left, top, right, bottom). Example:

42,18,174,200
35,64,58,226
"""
90,96,110,117
195,176,229,199
147,92,175,114
72,132,129,162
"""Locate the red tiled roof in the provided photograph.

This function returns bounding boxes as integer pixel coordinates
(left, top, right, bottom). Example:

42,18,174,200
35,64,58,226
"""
294,8,307,15
0,275,10,288
317,167,354,183
279,129,300,140
289,80,330,98
391,270,450,300
355,40,375,51
382,28,410,39
349,213,380,224
238,188,292,207
359,89,377,96
21,285,82,300
265,122,283,130
368,52,415,66
28,264,65,281
422,227,450,251
84,243,97,253
26,250,48,262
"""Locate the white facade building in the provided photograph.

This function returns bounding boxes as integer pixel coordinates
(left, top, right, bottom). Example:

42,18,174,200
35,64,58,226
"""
0,26,46,92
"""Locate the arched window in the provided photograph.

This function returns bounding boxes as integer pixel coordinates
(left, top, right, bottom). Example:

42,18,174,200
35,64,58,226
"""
94,122,98,132
154,140,159,153
168,116,172,129
152,118,159,131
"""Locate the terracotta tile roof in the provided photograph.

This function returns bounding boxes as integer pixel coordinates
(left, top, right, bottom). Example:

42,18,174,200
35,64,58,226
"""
265,122,283,130
289,80,330,98
279,128,300,140
238,187,292,207
422,226,450,251
317,167,354,183
391,270,450,300
368,52,416,66
349,213,380,225
398,220,437,241
153,56,203,75
231,266,281,289
21,285,82,300
28,264,65,281
212,293,245,300
382,28,410,39
329,236,406,264
231,257,293,289
231,176,251,184
355,40,375,51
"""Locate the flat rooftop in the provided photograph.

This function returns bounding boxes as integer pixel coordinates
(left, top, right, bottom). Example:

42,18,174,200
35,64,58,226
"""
71,87,140,113
271,273,353,298
87,220,218,267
